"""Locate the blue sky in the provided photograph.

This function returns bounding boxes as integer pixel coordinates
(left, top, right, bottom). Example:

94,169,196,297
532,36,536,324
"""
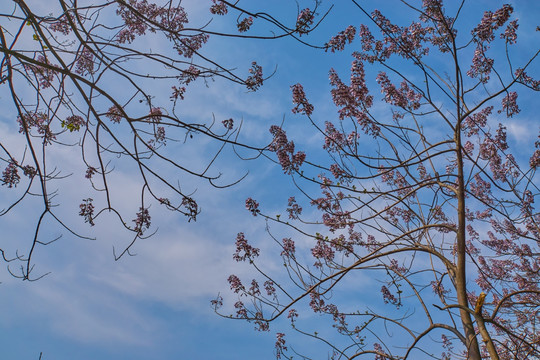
1,0,539,359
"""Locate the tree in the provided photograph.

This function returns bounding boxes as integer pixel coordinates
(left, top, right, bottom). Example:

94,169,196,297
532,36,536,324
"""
0,0,324,279
215,1,540,359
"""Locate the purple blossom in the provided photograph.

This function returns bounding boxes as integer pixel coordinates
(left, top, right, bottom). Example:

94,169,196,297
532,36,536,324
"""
176,34,209,58
210,295,223,309
181,196,198,222
2,160,20,188
325,25,356,52
75,47,95,76
210,0,227,15
311,237,335,263
463,106,493,136
530,134,540,168
249,279,260,296
498,91,520,117
515,68,540,90
222,118,234,130
246,62,263,91
287,309,298,322
268,126,305,174
85,166,97,179
376,72,421,110
49,14,72,35
17,111,55,144
286,197,302,219
24,55,56,88
295,8,314,35
170,86,186,101
233,232,260,262
22,165,36,178
79,198,95,226
467,46,494,83
155,126,166,144
116,0,189,42
381,285,401,307
501,19,519,44
264,280,276,297
275,333,287,359
245,197,260,216
228,275,245,294
149,107,163,122
291,83,314,116
237,17,253,33
105,106,124,123
281,237,296,257
234,300,247,318
62,115,85,132
178,65,201,85
472,4,513,43
133,207,151,235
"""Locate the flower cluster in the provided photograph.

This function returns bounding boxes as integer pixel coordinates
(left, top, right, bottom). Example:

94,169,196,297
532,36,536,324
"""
275,333,287,359
222,118,233,130
325,25,356,52
245,197,260,216
79,198,95,226
515,68,540,91
149,107,163,122
181,196,198,222
463,106,492,136
49,14,73,35
210,0,228,15
75,47,95,76
472,4,513,43
2,160,20,188
268,126,305,174
237,17,253,33
501,19,519,44
246,62,263,91
210,295,223,309
170,86,186,101
467,46,494,83
281,237,296,257
116,0,189,43
233,232,260,262
24,55,56,88
469,174,493,205
478,124,513,181
133,207,151,235
22,165,37,178
329,61,378,136
376,72,421,111
286,197,302,219
290,83,314,116
62,115,85,132
176,34,210,58
498,91,520,117
17,111,56,144
530,134,540,169
105,106,124,123
178,65,201,85
154,126,166,145
228,275,245,293
260,281,274,298
311,236,335,265
295,8,314,35
85,166,97,179
381,285,401,307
